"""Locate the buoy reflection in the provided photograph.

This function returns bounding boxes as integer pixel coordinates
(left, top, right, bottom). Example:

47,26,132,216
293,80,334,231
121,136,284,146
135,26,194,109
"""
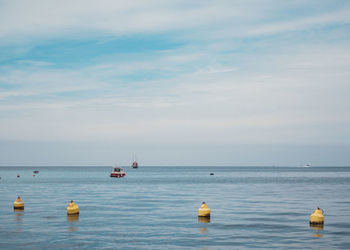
198,217,210,223
310,224,324,231
310,224,324,238
14,209,24,222
14,209,24,232
67,214,79,232
67,214,79,222
198,216,210,235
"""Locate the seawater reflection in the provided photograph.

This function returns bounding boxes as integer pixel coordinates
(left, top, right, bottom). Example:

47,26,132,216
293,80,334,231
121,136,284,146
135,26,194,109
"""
1,166,350,249
67,214,79,232
310,224,324,238
14,209,24,222
14,210,24,232
198,217,210,235
198,217,210,223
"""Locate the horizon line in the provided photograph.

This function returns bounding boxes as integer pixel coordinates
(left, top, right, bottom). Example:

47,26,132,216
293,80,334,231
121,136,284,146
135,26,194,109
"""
1,165,349,168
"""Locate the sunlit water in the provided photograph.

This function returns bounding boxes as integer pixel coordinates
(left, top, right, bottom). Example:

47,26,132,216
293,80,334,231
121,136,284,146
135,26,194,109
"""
1,166,350,249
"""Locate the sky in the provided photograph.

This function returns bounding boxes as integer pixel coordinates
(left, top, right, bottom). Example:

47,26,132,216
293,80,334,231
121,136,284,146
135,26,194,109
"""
0,0,350,166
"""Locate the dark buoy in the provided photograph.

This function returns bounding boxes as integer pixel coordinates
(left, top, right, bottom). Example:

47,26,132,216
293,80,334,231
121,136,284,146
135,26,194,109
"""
210,173,214,175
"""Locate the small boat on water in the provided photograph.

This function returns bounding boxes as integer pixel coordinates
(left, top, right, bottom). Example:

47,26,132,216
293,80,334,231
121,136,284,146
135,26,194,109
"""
131,160,138,168
304,164,311,168
110,167,126,178
17,174,20,178
33,170,39,174
131,153,138,168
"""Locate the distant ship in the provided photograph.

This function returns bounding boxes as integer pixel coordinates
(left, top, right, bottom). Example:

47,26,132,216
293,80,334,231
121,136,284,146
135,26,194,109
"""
131,153,138,168
304,164,311,167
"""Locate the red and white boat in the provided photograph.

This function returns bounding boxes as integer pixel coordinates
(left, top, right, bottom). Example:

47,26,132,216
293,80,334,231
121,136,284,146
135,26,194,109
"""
110,167,126,178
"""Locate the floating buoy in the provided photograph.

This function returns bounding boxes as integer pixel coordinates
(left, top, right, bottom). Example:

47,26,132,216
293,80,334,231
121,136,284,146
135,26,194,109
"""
210,173,214,175
13,196,24,209
67,200,79,215
17,174,20,178
198,202,210,217
310,207,324,225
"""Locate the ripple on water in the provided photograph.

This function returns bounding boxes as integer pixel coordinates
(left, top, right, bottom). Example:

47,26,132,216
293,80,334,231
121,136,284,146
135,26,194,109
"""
0,166,350,249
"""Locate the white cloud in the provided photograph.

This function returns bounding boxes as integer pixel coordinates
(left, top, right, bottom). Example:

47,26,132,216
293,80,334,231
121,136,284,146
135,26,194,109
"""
1,42,349,145
0,1,239,41
245,8,350,37
16,60,54,67
1,0,348,43
194,66,239,75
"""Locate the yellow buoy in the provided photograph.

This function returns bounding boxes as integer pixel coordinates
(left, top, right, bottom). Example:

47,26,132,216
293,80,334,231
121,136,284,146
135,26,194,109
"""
67,200,79,215
198,202,210,217
13,196,24,209
310,207,324,225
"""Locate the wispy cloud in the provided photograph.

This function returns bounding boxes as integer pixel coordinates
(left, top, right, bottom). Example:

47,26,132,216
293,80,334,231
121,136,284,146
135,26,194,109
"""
245,8,350,37
1,1,347,42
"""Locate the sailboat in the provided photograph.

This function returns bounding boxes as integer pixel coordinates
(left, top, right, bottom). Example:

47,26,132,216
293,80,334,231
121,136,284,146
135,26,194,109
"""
131,153,138,168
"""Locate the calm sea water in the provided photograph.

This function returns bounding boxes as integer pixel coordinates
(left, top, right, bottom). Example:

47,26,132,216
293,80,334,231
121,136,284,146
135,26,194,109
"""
1,166,350,249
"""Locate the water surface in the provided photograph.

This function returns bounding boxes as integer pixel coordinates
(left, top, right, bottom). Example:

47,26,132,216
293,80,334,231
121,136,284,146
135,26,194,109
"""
0,166,350,249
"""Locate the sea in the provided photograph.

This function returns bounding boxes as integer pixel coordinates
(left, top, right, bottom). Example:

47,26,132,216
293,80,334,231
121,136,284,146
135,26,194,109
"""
0,166,350,249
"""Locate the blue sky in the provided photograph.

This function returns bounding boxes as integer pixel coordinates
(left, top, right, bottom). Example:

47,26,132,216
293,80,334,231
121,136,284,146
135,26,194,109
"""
0,0,350,166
